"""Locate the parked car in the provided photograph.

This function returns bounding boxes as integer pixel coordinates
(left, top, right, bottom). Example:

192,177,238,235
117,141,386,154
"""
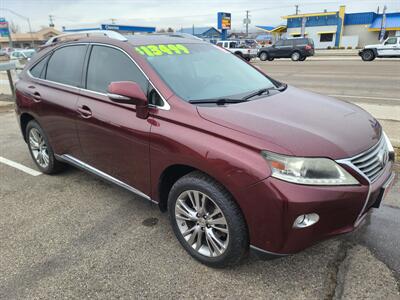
15,31,395,268
216,40,258,61
258,38,315,61
10,49,36,61
359,36,400,61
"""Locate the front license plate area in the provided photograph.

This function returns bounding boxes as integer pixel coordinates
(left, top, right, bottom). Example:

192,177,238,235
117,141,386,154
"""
372,172,396,208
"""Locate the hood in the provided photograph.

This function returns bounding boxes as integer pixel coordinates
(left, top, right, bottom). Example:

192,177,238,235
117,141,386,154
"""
196,86,381,159
365,44,382,49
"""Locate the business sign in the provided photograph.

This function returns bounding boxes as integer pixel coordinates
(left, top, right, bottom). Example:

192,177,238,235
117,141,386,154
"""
0,18,10,37
217,12,231,30
101,24,156,33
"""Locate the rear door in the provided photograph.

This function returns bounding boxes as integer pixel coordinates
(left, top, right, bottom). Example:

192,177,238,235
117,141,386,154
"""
76,44,152,195
27,44,87,159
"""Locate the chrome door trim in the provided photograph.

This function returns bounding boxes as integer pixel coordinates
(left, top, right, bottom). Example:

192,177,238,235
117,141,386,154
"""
55,154,156,203
27,42,171,111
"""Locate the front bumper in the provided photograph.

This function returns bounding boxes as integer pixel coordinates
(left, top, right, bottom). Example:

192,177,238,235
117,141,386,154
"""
239,160,394,255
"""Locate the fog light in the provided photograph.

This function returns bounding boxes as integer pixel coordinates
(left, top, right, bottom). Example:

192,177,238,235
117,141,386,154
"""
293,213,319,228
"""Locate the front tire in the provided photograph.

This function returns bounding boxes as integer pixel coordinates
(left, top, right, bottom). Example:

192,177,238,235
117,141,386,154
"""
168,171,248,268
299,56,306,61
259,51,268,61
361,49,375,61
26,120,65,174
291,51,301,61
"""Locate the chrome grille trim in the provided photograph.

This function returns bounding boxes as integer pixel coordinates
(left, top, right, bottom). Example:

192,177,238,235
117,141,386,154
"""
341,136,388,183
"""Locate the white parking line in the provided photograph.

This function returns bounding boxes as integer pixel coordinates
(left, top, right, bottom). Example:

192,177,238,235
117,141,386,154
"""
328,94,400,102
0,156,42,176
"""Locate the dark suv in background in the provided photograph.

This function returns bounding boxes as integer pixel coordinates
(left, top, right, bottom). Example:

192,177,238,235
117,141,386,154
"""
258,38,314,61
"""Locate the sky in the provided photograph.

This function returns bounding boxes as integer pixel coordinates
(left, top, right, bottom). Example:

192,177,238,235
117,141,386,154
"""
1,0,400,32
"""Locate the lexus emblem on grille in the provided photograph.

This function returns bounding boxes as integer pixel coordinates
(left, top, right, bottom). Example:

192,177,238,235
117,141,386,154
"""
377,148,388,168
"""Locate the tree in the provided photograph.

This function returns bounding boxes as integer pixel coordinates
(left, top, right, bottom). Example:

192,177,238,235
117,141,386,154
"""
157,28,166,33
9,21,20,34
167,27,174,33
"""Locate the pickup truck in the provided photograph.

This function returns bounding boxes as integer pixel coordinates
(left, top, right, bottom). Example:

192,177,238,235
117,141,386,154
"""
216,40,258,61
359,36,400,61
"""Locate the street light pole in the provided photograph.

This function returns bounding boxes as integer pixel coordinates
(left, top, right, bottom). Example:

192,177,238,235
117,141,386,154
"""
0,8,35,48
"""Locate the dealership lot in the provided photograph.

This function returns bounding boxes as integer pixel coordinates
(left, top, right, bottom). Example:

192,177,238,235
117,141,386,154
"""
1,59,400,299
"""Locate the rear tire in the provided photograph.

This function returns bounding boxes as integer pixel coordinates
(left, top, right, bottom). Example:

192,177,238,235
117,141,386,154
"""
259,51,268,61
291,51,301,61
168,171,249,268
26,120,65,174
361,49,375,61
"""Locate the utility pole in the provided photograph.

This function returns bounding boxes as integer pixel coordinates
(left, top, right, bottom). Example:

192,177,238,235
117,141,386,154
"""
110,18,117,24
49,15,54,27
295,5,299,15
243,10,250,37
245,10,249,37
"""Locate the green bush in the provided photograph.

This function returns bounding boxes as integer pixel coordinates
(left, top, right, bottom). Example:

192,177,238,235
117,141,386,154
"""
347,46,352,49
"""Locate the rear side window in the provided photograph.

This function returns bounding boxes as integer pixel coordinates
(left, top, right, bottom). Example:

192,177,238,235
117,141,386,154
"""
86,45,148,94
283,40,293,46
294,38,308,45
30,56,49,79
46,45,87,87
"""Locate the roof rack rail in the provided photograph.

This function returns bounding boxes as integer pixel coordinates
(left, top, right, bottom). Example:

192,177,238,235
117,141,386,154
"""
45,30,128,45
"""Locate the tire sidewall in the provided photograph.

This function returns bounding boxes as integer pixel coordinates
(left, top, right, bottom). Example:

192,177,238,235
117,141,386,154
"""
362,50,375,61
168,173,248,267
259,51,268,61
291,51,300,61
26,120,57,173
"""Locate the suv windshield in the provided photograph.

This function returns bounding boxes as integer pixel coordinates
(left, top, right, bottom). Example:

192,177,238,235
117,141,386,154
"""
137,43,275,101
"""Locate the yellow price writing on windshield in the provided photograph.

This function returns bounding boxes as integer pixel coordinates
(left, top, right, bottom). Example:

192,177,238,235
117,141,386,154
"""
135,44,190,56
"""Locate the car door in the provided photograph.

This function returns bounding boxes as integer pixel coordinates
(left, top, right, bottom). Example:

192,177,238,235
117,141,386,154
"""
26,44,87,159
270,40,284,57
281,39,294,57
76,44,151,196
378,37,398,56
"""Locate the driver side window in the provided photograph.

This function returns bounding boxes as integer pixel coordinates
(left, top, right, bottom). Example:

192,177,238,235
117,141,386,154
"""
385,38,397,45
86,45,148,94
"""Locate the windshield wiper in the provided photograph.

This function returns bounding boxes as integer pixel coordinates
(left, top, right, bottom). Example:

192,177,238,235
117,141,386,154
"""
242,84,288,101
188,98,248,105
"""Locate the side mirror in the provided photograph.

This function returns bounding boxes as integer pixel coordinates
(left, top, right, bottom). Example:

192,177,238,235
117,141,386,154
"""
107,81,147,106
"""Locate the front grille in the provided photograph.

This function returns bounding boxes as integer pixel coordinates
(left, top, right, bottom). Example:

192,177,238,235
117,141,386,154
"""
350,137,388,182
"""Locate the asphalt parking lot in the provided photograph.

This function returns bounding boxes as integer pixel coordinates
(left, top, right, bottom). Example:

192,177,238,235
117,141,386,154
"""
1,59,400,299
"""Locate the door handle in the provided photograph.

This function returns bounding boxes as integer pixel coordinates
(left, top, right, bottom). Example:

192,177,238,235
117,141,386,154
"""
32,92,41,102
77,105,92,118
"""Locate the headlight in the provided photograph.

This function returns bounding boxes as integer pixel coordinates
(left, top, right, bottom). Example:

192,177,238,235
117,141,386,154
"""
261,151,359,185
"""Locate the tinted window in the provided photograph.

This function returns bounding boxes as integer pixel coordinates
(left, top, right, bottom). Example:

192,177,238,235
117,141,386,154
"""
30,56,49,79
320,34,334,42
275,40,283,46
86,45,148,94
294,38,308,45
385,38,397,45
46,45,86,87
142,43,275,101
283,40,293,46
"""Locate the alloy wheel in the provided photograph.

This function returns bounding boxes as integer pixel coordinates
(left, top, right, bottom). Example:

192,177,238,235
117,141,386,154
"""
29,128,50,168
291,52,300,61
175,190,229,257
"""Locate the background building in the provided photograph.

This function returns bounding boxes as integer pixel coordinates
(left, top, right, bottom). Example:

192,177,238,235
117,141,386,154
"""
176,27,220,42
283,5,400,49
0,27,60,48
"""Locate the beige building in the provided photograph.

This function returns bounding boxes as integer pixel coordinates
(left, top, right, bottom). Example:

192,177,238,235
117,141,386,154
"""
0,27,61,49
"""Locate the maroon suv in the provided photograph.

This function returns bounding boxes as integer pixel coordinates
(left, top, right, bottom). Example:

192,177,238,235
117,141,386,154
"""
15,32,395,267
